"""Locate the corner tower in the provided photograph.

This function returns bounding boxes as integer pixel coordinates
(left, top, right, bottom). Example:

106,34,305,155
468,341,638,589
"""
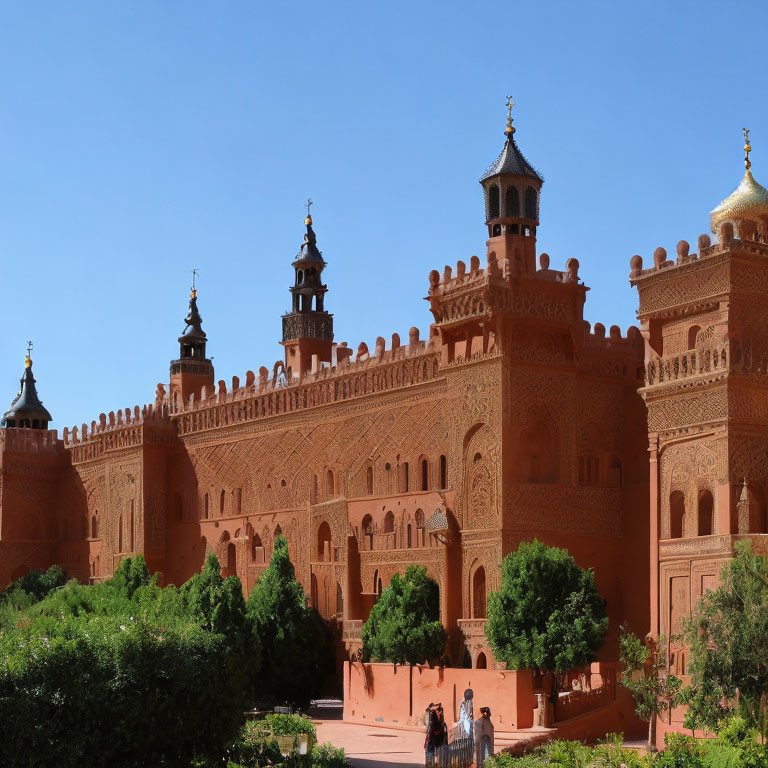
630,130,768,659
281,202,334,378
169,276,214,404
1,344,52,429
479,98,543,275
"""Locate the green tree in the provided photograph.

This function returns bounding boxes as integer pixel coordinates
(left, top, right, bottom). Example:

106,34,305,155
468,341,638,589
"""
619,625,681,751
681,540,768,740
247,536,332,707
361,565,446,664
181,552,261,692
485,540,608,708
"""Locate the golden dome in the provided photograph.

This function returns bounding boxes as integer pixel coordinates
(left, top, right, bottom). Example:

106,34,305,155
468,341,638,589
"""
710,169,768,233
711,129,768,234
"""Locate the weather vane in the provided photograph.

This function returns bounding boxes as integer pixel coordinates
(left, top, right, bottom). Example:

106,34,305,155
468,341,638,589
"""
744,128,752,171
505,96,516,135
305,198,313,224
190,268,199,297
25,340,33,367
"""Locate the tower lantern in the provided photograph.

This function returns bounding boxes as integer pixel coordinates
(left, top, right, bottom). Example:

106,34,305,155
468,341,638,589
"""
1,342,52,430
479,99,543,274
169,273,214,405
281,202,334,378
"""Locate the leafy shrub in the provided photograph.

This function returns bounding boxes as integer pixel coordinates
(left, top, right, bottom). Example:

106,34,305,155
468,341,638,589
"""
361,564,446,664
311,742,350,768
0,555,260,768
0,564,67,607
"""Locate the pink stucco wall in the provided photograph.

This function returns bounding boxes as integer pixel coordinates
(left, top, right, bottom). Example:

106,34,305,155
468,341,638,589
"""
343,662,536,731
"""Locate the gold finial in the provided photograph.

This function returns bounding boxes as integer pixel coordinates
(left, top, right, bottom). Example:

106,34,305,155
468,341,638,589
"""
304,198,313,226
190,268,199,299
505,96,516,136
25,340,33,368
744,127,752,171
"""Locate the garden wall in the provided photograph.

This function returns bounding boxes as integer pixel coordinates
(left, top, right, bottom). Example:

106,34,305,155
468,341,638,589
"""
342,662,536,731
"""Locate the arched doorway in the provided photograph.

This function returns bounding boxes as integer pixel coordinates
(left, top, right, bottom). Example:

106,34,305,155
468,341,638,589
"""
476,652,487,669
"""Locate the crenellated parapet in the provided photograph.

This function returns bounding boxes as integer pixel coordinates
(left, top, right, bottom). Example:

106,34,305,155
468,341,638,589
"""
62,402,175,464
172,335,439,436
0,428,62,455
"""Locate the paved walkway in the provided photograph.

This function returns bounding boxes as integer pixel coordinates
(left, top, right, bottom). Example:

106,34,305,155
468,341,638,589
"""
315,719,555,767
316,720,426,768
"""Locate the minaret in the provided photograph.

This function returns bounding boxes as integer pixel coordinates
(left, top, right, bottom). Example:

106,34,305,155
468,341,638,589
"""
479,98,543,274
1,342,52,429
169,272,214,404
281,200,334,377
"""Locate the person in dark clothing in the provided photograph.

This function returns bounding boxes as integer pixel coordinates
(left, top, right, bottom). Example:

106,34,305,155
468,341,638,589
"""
424,702,448,763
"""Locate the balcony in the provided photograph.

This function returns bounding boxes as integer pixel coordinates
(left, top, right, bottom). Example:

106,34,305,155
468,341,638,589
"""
659,533,768,561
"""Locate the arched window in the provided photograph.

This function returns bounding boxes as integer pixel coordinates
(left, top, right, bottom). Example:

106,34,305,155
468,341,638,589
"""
129,501,135,551
118,515,123,553
415,509,426,546
251,532,263,562
204,493,209,520
326,469,335,499
317,521,332,561
225,542,236,577
472,566,487,619
476,652,487,669
336,582,343,615
440,455,447,489
362,514,373,536
311,573,318,607
488,184,500,220
383,511,395,533
91,515,98,539
366,466,374,495
373,568,379,594
407,524,412,548
234,488,242,515
219,490,226,517
524,186,537,220
505,186,520,217
670,491,686,539
400,462,409,492
421,458,429,491
688,325,701,350
698,490,714,536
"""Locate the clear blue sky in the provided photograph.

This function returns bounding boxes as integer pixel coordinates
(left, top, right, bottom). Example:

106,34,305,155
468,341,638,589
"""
1,1,766,430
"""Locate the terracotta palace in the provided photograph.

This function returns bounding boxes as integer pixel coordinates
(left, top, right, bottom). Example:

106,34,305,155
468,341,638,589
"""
2,110,767,675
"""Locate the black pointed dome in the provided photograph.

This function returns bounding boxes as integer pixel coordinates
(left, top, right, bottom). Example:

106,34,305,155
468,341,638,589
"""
480,131,542,183
292,216,326,266
179,289,207,343
2,355,52,429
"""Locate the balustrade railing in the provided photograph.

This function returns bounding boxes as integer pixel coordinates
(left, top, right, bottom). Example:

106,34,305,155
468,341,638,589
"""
645,343,729,386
